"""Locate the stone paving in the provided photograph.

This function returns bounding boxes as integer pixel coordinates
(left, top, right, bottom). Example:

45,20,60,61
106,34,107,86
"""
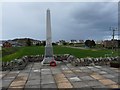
1,62,120,89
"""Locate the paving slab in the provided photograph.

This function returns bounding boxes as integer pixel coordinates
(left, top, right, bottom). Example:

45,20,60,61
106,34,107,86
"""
65,73,77,78
102,74,115,79
2,77,15,81
90,68,100,72
41,69,51,75
72,81,89,88
110,78,119,83
41,83,57,88
90,74,105,80
28,76,40,80
68,76,82,82
4,73,18,79
107,84,119,88
71,68,80,71
101,68,112,72
73,69,82,73
1,73,5,78
79,67,88,70
41,74,53,84
85,80,104,87
25,85,40,89
20,69,31,73
18,73,29,77
2,80,12,88
54,73,65,78
92,85,107,88
57,82,73,88
26,80,40,86
9,85,24,89
41,76,55,84
99,79,116,85
8,86,24,90
94,66,102,68
98,71,108,75
2,71,9,75
77,72,89,77
66,64,75,68
32,69,40,73
55,77,69,83
61,66,69,70
87,66,94,69
82,69,92,73
63,70,73,74
29,72,40,76
80,76,95,81
9,81,26,87
16,76,28,81
51,69,61,74
0,80,2,89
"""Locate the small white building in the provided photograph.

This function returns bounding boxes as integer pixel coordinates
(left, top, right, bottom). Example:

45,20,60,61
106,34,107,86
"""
95,40,103,44
58,40,66,45
32,40,41,45
78,40,84,43
70,40,77,43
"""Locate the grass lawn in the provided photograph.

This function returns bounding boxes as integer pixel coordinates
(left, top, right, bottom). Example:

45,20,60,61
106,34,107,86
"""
2,46,118,62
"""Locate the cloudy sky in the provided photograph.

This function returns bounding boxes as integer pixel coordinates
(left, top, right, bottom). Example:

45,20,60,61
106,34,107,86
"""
2,2,118,41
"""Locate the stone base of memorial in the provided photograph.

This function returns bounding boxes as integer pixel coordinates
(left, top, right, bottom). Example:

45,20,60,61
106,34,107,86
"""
41,57,55,65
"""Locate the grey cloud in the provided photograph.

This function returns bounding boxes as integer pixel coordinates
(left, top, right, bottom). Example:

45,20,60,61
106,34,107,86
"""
2,2,118,41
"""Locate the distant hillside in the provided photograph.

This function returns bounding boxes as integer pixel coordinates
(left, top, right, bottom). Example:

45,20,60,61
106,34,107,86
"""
12,38,40,42
10,38,41,46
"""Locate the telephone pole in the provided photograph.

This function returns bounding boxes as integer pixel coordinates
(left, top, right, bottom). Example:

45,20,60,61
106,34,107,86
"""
110,27,118,51
112,29,115,50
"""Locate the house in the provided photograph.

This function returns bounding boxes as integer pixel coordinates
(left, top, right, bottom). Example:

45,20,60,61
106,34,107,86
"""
32,40,41,45
103,40,118,48
3,41,12,48
58,40,66,45
8,40,24,47
95,40,103,44
78,40,84,44
0,41,3,46
0,40,6,47
70,40,77,43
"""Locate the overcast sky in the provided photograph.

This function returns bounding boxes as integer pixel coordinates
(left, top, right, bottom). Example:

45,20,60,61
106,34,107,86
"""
2,2,118,41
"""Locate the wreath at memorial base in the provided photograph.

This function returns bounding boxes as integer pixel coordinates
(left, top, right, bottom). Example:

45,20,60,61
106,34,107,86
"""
50,60,56,67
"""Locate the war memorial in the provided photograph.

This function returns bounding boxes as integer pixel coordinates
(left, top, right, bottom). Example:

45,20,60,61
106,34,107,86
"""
1,9,120,89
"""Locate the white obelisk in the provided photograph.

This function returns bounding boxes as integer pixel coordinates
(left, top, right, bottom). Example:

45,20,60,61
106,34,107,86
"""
41,9,54,65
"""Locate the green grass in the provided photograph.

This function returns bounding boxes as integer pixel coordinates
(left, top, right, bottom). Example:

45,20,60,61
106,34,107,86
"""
54,46,118,58
2,46,44,62
2,46,118,62
2,47,20,57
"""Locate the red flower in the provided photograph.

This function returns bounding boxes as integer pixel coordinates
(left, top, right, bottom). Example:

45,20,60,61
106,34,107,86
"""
50,60,56,67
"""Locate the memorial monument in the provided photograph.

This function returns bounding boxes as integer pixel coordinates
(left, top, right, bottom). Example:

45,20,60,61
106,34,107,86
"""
41,9,55,65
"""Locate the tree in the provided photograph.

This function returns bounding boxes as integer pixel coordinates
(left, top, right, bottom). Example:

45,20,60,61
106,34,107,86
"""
91,40,96,47
36,43,40,46
63,42,67,45
69,43,74,46
26,38,32,46
118,40,120,48
52,43,57,46
85,40,96,48
85,40,91,47
40,41,46,46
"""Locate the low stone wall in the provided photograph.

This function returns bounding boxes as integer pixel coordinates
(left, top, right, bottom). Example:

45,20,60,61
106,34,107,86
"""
67,55,119,67
2,54,119,71
2,55,44,71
